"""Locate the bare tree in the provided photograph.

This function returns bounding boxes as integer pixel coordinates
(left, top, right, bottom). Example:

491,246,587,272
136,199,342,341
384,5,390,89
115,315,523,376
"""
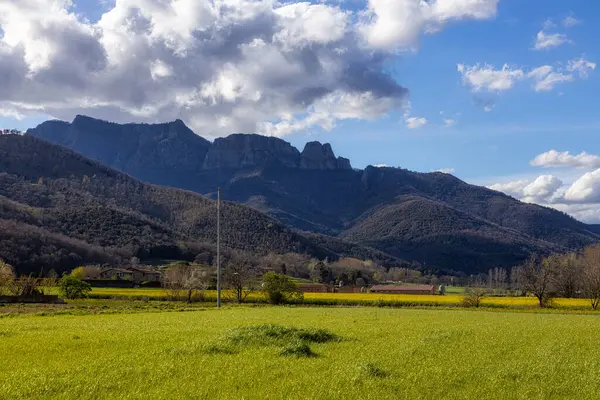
0,260,15,295
461,287,488,308
513,254,557,307
163,262,208,302
224,255,260,303
552,253,582,298
6,275,45,297
582,245,600,310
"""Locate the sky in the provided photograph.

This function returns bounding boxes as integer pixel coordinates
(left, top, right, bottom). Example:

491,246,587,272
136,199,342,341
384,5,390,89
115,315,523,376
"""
1,0,600,222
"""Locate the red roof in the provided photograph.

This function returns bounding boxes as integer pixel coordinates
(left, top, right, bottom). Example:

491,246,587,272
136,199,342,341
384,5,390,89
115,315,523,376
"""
370,285,435,292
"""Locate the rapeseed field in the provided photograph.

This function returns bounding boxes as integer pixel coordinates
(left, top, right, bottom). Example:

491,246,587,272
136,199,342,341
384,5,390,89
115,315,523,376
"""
86,288,595,310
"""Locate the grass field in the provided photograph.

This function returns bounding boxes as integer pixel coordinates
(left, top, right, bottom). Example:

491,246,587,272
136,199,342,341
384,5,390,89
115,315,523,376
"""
2,307,600,399
84,287,596,310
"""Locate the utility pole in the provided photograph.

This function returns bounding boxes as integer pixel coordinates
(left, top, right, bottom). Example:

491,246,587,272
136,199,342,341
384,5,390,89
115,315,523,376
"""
217,187,221,308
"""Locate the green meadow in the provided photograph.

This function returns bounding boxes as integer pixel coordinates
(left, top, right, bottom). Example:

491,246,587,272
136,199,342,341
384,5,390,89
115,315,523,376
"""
2,307,600,399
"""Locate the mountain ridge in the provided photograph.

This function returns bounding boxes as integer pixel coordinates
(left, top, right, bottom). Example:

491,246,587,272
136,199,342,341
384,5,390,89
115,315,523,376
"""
0,133,404,275
27,115,600,273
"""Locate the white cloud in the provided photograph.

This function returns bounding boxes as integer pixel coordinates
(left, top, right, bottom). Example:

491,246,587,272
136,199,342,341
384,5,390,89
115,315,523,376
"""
564,169,600,203
530,150,600,169
443,118,456,127
567,57,597,78
563,16,581,28
551,203,600,224
405,116,427,129
457,63,525,92
435,168,455,174
522,175,563,202
527,65,573,92
374,163,389,168
359,0,499,51
533,31,570,50
488,179,530,198
0,0,505,136
459,57,596,94
487,169,600,223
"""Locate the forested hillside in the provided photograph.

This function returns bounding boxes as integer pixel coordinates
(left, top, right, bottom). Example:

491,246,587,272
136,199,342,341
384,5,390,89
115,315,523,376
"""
0,134,402,275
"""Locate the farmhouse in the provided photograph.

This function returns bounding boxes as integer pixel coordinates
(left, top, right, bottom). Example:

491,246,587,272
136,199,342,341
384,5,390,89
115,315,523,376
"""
129,266,162,283
99,268,134,281
98,267,162,284
370,285,437,295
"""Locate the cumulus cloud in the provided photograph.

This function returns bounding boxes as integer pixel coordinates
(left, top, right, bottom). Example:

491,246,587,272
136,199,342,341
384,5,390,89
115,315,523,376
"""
522,175,563,202
488,180,530,198
360,0,499,51
435,168,455,174
459,57,596,94
0,0,502,137
489,146,600,222
533,31,570,50
488,170,600,223
530,150,600,169
564,169,600,203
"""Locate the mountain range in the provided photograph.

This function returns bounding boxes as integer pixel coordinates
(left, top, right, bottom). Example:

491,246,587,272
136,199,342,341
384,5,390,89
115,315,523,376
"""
16,115,600,274
0,133,402,275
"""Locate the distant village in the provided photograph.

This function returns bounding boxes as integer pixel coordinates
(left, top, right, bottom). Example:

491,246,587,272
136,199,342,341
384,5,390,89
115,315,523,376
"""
89,265,443,295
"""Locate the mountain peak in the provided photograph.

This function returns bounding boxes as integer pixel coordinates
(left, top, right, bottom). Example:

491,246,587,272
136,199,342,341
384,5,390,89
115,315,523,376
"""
300,141,351,170
203,133,301,169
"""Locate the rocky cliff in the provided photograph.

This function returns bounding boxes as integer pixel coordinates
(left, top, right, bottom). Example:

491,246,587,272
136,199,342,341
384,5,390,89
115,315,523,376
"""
203,134,301,169
29,116,351,172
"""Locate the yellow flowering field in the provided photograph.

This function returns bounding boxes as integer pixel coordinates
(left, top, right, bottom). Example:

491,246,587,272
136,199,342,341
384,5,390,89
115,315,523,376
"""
85,288,595,310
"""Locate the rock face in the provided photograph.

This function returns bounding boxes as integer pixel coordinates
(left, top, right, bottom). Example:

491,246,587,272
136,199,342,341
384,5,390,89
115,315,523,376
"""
28,115,212,186
29,116,353,172
300,141,352,170
336,157,352,170
203,134,301,169
300,142,337,169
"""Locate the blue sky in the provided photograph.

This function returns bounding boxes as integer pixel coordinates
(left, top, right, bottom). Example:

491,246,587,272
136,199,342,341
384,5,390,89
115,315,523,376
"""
1,0,600,221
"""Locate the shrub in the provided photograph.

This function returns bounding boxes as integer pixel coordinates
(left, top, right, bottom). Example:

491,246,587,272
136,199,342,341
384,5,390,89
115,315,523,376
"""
58,275,92,299
262,272,303,305
461,287,488,308
210,324,341,357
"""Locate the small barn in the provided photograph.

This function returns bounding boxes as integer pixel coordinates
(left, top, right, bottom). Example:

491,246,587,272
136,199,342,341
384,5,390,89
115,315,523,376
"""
370,285,437,295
